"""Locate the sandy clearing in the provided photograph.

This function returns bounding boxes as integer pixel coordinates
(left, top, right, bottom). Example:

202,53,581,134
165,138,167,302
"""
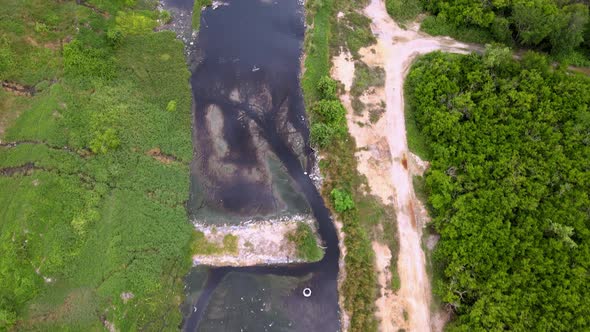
373,241,408,331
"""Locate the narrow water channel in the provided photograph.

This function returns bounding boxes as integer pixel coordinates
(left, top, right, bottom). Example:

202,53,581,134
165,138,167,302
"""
164,0,342,330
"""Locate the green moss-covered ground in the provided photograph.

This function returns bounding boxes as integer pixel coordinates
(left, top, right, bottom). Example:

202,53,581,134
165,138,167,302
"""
0,0,193,330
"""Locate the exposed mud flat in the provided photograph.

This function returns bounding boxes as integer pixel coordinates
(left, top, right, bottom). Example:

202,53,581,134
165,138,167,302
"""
192,216,320,266
2,81,35,96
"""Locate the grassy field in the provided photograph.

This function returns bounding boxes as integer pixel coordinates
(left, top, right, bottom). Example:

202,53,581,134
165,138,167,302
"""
0,0,193,330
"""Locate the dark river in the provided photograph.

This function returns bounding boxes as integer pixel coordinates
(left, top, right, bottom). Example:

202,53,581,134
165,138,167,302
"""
164,0,341,330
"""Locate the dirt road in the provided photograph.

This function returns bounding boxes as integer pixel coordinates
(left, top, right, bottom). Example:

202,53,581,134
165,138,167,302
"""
364,1,480,330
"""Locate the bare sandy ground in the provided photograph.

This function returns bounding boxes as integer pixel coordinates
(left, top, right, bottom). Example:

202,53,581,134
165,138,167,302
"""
332,0,481,331
191,216,320,266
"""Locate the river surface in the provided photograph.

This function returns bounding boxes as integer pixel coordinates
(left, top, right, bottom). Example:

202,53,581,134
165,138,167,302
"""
164,0,341,330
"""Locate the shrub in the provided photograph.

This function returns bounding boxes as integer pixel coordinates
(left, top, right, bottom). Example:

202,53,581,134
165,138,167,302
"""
317,75,338,100
106,28,124,47
288,223,323,261
160,10,172,24
115,12,158,35
385,0,423,23
63,40,116,79
490,17,512,44
166,100,177,112
89,128,120,154
313,99,346,123
310,122,335,147
222,234,238,254
192,231,239,255
331,188,354,212
483,43,512,68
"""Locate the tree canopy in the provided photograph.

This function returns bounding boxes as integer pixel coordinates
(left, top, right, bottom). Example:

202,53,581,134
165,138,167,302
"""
423,0,590,55
406,50,590,330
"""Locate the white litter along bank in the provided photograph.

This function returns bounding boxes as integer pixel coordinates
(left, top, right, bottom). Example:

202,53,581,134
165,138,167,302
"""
191,215,321,266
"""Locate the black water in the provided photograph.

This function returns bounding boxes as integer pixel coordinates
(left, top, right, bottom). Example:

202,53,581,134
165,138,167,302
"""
169,0,341,330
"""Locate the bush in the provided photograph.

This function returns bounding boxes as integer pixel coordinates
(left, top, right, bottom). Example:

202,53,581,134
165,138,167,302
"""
288,223,323,261
166,100,177,112
115,11,158,35
317,75,338,100
89,128,120,154
63,40,116,80
385,0,422,23
310,122,336,147
420,15,494,44
331,188,354,212
106,28,124,47
351,61,385,98
490,17,512,44
160,10,172,24
222,234,238,254
313,99,346,123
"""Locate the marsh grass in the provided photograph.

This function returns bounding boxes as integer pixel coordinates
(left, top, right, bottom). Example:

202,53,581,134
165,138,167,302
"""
0,1,194,330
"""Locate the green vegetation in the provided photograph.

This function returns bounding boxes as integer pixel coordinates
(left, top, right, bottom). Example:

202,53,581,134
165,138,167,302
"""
302,0,333,103
420,15,495,44
288,223,324,262
302,0,402,330
422,0,590,63
386,0,422,23
192,0,212,30
405,49,590,330
330,188,354,213
192,231,238,255
0,0,193,330
333,12,376,58
350,61,385,114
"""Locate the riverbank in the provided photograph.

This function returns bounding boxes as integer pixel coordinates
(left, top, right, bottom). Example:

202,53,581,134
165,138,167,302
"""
302,0,405,331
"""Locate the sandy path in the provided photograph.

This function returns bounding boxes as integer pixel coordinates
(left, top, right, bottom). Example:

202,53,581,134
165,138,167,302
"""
359,1,480,331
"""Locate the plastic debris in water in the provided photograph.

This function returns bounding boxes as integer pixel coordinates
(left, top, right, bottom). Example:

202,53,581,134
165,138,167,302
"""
303,287,312,297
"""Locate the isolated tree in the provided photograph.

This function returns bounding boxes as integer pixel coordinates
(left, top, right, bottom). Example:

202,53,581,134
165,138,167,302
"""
512,0,559,46
550,4,589,53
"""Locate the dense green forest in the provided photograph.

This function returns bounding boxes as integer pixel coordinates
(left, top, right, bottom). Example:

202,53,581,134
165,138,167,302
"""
422,0,590,62
385,0,590,65
0,0,193,329
406,49,590,330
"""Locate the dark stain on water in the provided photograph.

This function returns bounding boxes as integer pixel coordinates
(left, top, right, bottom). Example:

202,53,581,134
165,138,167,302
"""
177,0,341,331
